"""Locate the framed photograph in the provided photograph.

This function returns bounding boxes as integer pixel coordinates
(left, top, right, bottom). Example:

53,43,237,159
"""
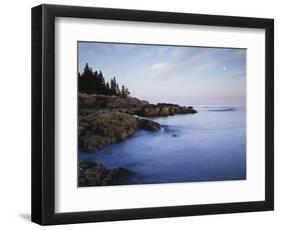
31,4,274,225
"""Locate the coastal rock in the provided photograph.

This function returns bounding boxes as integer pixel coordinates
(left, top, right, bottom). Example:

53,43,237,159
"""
179,106,197,114
141,107,160,116
159,107,170,116
79,111,139,151
79,111,161,151
134,102,197,117
79,93,198,117
138,118,160,131
79,160,136,186
136,104,197,117
79,93,149,113
79,93,197,152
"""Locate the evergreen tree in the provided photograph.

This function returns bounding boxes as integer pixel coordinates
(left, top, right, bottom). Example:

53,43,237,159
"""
125,87,130,96
97,71,106,94
116,83,121,95
110,77,117,95
105,82,110,95
78,63,130,96
121,85,126,97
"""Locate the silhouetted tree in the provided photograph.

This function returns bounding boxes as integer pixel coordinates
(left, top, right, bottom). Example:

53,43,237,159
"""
121,85,126,97
96,71,106,94
105,82,110,95
124,87,130,96
78,63,130,97
110,77,118,95
120,85,130,97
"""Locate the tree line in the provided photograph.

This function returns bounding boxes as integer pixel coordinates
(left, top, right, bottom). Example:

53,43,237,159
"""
78,63,130,97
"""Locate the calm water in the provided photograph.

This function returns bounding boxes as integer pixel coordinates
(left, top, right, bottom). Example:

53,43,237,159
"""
80,106,246,184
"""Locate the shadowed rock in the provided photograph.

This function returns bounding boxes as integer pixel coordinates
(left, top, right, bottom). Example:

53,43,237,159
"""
138,118,160,131
79,160,136,186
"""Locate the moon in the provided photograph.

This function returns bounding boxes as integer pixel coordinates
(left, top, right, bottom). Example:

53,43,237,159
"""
223,66,226,70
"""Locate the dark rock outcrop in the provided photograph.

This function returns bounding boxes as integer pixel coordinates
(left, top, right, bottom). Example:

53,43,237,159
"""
79,160,136,186
138,118,160,131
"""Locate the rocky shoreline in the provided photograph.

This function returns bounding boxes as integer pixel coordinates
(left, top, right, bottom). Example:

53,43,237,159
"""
79,93,197,152
78,93,197,186
79,160,136,186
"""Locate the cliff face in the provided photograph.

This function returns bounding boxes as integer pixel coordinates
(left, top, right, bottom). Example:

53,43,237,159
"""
79,93,197,152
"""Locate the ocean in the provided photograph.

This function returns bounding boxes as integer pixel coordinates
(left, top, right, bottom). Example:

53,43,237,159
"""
80,106,246,185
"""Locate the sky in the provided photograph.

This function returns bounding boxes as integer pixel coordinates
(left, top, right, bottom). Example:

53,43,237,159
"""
78,42,246,106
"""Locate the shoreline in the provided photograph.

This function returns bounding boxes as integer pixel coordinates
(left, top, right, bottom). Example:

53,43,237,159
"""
79,93,197,152
78,93,198,186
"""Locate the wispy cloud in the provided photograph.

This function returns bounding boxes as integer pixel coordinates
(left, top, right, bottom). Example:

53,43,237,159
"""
147,62,173,77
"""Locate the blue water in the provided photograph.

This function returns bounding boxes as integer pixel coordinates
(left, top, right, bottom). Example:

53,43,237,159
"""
80,106,246,184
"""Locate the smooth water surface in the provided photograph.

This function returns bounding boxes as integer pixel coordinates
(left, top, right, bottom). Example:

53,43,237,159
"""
80,106,246,184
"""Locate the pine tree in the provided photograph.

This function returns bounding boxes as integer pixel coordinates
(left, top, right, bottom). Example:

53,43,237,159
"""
121,85,126,97
78,63,131,96
97,71,106,94
116,83,121,95
110,77,117,95
105,82,110,95
125,87,130,96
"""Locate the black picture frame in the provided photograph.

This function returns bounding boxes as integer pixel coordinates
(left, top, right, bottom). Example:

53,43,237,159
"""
31,4,274,225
